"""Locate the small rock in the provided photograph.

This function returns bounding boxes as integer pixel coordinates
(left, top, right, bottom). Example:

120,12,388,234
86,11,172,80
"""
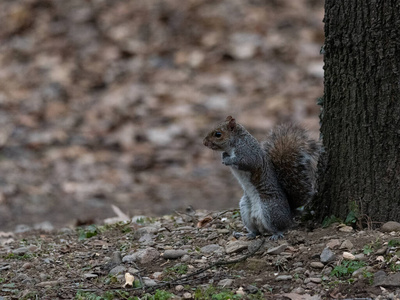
293,267,306,273
354,253,366,261
83,273,98,279
267,244,287,255
162,249,187,259
373,270,400,287
320,247,336,264
122,254,137,263
338,225,353,232
352,266,373,278
109,266,126,276
12,247,29,255
293,262,303,268
175,285,184,292
340,239,354,250
111,251,122,265
343,252,355,260
380,221,400,232
375,246,387,255
138,234,155,245
291,287,305,294
143,277,157,287
326,239,341,249
183,292,192,299
36,280,60,287
218,278,233,287
276,275,292,281
225,240,249,254
200,244,223,254
245,285,259,294
128,267,139,274
21,263,32,269
135,226,159,237
310,262,324,269
181,254,191,262
136,247,160,264
152,272,163,280
310,277,322,284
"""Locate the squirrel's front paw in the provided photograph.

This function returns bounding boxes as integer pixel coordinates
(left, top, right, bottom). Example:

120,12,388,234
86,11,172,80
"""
222,153,233,166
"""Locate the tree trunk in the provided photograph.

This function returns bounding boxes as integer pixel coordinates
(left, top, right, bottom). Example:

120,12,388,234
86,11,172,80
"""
314,0,400,225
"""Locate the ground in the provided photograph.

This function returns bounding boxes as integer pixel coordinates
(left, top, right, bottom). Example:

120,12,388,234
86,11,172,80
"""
1,211,400,299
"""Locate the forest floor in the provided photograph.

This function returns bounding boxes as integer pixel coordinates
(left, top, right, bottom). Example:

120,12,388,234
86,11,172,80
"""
1,210,400,299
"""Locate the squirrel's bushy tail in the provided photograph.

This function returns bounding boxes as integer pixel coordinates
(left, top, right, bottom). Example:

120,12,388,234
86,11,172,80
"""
263,124,321,211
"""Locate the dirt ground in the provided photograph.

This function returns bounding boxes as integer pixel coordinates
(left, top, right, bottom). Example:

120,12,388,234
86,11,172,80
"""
1,210,400,299
0,0,324,231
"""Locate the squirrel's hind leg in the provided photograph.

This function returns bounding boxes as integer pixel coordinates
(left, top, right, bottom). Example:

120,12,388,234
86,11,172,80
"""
239,194,260,235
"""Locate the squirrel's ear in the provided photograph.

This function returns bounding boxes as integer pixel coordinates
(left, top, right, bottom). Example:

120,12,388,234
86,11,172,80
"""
227,117,236,131
225,116,233,121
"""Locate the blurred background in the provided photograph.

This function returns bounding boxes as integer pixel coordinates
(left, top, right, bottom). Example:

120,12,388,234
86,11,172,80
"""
0,0,324,231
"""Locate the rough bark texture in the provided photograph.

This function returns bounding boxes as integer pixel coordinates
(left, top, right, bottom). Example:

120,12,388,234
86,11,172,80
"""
314,0,400,224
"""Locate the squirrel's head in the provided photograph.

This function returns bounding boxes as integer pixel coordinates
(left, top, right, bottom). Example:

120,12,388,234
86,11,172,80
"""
203,116,237,151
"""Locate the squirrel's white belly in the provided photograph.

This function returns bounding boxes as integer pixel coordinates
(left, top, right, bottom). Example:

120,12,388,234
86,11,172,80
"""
231,168,269,233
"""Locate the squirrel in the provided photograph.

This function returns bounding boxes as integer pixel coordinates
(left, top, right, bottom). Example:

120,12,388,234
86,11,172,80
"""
203,116,321,240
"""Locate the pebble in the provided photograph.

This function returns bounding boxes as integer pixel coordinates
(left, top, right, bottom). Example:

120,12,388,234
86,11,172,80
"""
36,280,60,287
218,278,233,287
83,273,98,279
380,221,400,232
354,253,366,261
12,247,32,255
200,244,223,254
276,275,292,281
183,292,192,299
246,285,259,294
340,239,353,250
310,262,324,269
109,265,126,275
373,270,400,287
175,285,184,292
326,239,340,249
137,247,160,264
225,240,249,254
267,244,287,255
122,254,136,263
291,287,305,294
343,252,355,260
111,251,122,265
338,225,353,233
293,267,306,273
128,267,139,274
143,277,158,287
320,247,336,264
375,246,387,255
310,277,322,284
162,249,187,259
135,226,159,237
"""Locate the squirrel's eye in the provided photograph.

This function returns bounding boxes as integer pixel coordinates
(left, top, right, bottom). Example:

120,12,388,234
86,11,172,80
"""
214,131,222,138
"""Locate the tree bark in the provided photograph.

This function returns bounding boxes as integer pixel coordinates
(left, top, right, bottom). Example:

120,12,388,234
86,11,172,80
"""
314,0,400,224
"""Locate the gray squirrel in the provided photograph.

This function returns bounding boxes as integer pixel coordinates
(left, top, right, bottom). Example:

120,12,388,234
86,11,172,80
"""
203,116,321,240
